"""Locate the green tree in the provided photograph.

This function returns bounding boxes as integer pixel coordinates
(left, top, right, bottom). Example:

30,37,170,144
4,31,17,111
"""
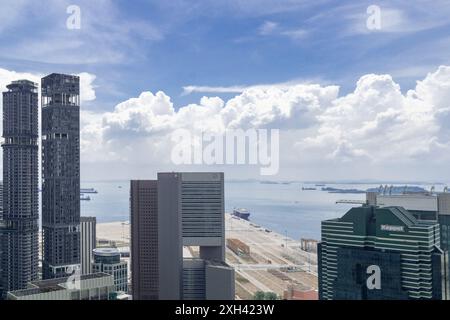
264,292,278,300
253,291,266,300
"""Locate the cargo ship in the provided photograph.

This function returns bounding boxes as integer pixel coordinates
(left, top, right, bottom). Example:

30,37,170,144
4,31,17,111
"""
80,188,98,194
80,194,91,201
232,208,251,221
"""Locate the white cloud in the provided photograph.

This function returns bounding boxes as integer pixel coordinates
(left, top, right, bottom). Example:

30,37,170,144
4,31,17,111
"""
259,21,279,35
0,0,163,65
257,20,308,40
82,65,450,181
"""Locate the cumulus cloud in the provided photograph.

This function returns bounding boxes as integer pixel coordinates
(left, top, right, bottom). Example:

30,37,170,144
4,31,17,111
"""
81,66,450,180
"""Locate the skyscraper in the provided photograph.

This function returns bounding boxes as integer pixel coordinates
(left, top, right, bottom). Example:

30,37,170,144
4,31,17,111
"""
318,205,448,300
130,172,235,300
41,73,81,279
80,217,97,275
130,180,158,300
0,80,39,299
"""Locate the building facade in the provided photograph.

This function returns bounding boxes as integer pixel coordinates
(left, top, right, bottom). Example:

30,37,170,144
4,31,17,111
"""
93,248,128,293
130,172,235,300
0,80,39,298
368,191,450,288
130,180,158,300
41,74,81,279
7,273,115,300
319,205,448,300
81,217,97,275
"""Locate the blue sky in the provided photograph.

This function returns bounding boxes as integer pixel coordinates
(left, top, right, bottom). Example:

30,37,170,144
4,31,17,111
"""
1,0,450,181
1,0,449,109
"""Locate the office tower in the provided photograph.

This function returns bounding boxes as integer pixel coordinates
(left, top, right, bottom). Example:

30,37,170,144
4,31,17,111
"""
0,80,39,299
93,248,128,293
318,205,448,300
130,180,158,300
0,182,3,215
41,74,81,279
80,217,97,275
130,172,235,300
7,273,114,300
367,190,450,289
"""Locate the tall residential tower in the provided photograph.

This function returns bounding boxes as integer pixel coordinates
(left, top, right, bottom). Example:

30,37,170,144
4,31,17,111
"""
0,80,39,298
41,74,81,279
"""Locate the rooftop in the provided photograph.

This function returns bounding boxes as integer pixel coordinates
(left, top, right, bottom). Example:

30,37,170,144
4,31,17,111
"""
8,273,112,298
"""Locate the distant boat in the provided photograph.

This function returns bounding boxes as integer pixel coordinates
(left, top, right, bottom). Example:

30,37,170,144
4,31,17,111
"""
232,208,251,221
80,194,91,201
80,188,98,194
321,187,366,194
118,186,122,189
260,181,279,185
302,187,317,191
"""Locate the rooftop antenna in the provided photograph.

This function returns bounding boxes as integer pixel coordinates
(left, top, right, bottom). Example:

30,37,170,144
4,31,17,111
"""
444,186,448,193
431,186,435,194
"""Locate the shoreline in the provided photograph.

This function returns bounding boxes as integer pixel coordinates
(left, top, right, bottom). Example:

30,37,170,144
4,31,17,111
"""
97,213,318,299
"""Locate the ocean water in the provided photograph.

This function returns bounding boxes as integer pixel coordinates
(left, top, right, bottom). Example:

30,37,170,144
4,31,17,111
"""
80,181,443,241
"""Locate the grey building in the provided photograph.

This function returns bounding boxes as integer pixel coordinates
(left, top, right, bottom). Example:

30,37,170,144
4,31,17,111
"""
130,172,235,300
81,217,97,275
93,248,128,293
7,273,115,300
0,80,39,299
130,180,159,300
41,74,81,279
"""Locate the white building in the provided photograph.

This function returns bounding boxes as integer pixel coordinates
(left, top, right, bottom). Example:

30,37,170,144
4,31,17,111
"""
7,273,115,300
93,248,128,293
80,217,97,275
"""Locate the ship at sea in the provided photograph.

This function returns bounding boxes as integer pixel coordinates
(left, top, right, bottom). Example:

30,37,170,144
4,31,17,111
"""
232,208,251,221
80,188,98,194
80,194,91,201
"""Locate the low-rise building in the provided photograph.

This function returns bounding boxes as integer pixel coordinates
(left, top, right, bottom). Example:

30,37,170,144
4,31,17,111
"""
7,273,115,300
93,248,128,293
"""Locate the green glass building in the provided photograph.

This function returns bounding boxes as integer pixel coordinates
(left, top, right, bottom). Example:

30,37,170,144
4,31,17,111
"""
318,205,448,300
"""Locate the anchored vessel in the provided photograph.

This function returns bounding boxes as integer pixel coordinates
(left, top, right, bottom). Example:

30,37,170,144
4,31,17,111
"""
232,208,251,221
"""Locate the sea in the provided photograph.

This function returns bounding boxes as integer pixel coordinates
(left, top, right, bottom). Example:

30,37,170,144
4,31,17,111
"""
80,181,447,241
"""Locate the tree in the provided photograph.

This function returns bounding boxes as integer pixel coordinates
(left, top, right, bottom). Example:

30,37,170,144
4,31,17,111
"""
253,291,266,300
264,292,278,300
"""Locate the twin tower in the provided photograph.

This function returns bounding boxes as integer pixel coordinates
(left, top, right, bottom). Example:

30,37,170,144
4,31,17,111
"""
0,74,81,298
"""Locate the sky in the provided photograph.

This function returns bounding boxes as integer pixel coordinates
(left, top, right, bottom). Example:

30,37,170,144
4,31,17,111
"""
0,0,450,182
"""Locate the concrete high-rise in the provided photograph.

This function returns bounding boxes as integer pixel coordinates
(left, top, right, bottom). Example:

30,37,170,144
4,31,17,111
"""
318,205,448,300
41,74,81,279
130,172,235,300
130,180,158,300
0,80,39,299
80,217,97,275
